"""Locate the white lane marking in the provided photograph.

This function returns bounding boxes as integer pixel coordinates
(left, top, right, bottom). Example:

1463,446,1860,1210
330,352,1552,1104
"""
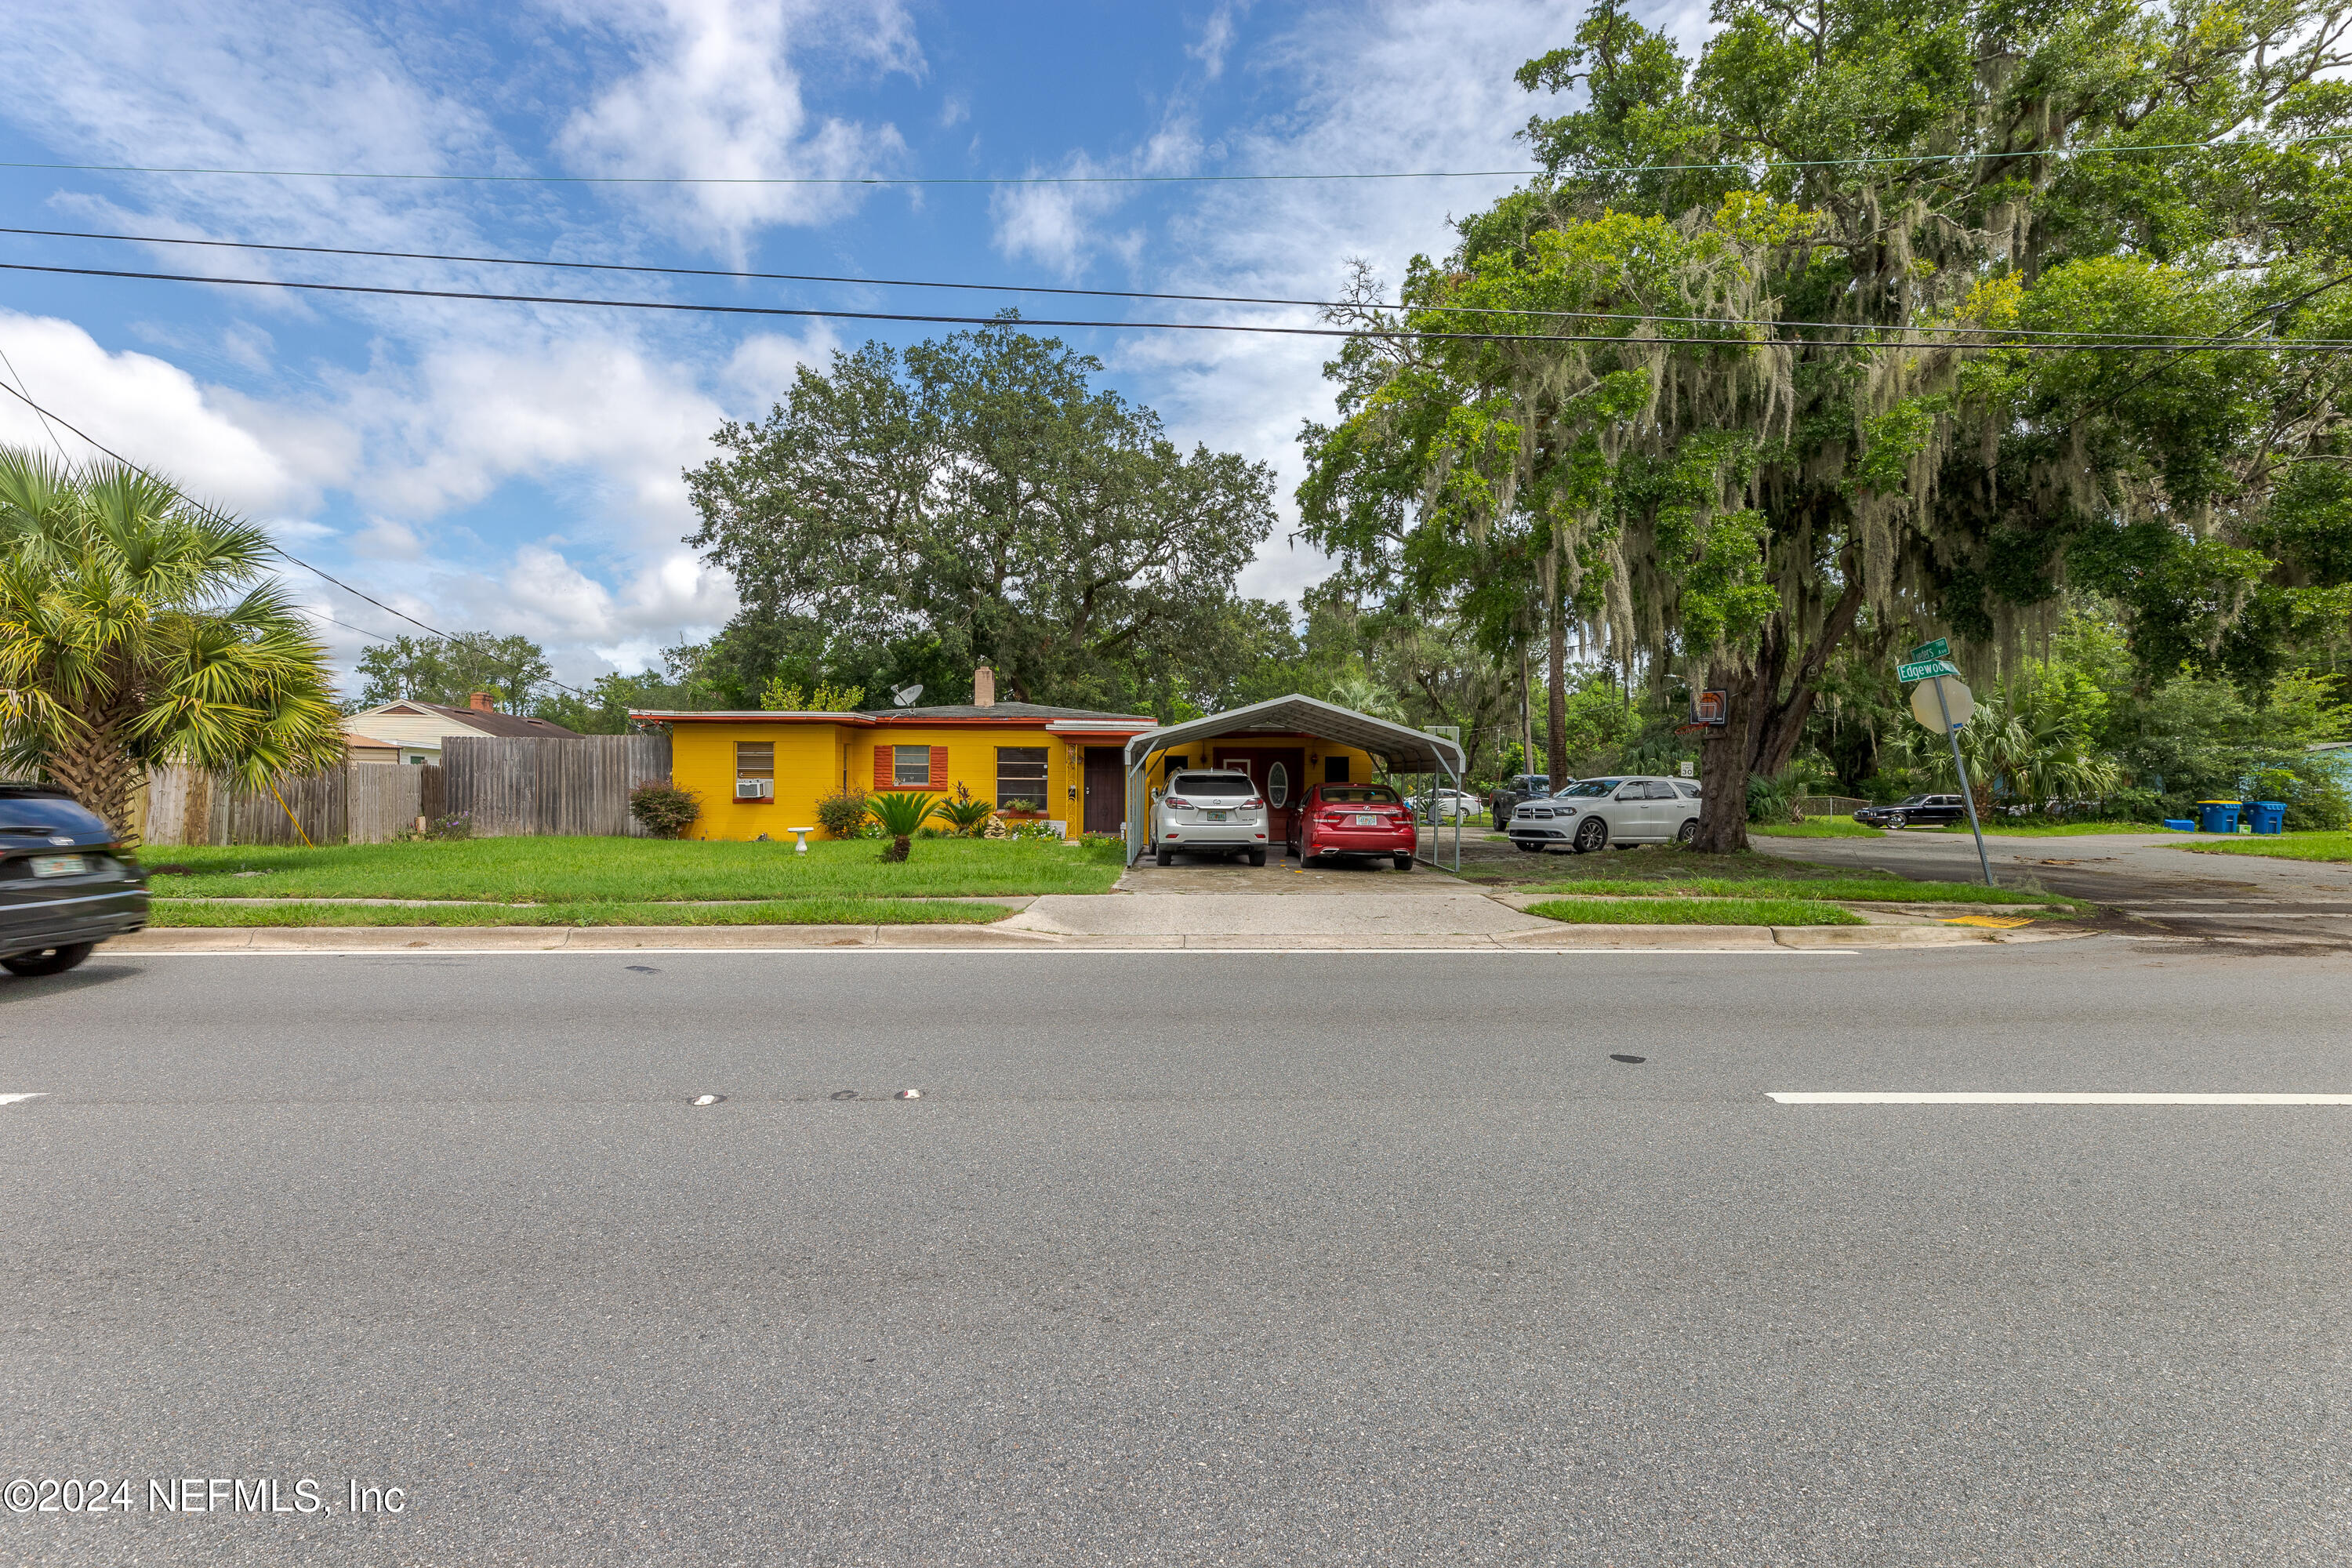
1769,1091,2352,1105
0,1093,46,1106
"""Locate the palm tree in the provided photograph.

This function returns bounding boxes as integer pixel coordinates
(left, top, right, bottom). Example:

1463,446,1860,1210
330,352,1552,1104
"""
867,790,944,862
0,449,345,841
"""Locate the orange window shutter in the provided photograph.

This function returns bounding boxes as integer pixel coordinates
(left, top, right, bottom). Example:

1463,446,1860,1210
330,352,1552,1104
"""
873,746,894,788
928,746,949,789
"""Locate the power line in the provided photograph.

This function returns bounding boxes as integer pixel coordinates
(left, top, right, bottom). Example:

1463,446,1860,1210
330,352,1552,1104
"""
0,129,2343,186
7,257,2350,353
1,224,2311,343
0,376,599,700
291,604,395,644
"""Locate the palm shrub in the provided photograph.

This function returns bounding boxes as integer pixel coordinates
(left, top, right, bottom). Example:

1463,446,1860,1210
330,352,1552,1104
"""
0,449,344,840
867,790,942,862
935,782,996,837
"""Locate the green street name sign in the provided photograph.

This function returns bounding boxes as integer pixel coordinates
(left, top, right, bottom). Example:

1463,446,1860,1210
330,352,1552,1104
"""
1902,637,1950,664
1897,657,1961,684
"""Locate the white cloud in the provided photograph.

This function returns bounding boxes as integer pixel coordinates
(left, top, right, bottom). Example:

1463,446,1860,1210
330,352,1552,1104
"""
1189,3,1243,79
552,0,924,249
0,310,309,515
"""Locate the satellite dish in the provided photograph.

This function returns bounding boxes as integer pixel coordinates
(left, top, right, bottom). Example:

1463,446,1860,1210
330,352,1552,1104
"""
891,683,924,708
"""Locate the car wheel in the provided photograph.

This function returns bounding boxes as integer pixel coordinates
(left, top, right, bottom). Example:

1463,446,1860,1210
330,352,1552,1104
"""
1573,817,1607,854
1156,845,1174,866
1886,812,1907,830
1675,818,1697,845
2,942,93,977
1392,853,1413,871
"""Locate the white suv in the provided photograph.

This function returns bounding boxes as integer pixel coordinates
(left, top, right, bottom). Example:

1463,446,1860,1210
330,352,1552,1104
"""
1508,775,1701,853
1152,771,1269,866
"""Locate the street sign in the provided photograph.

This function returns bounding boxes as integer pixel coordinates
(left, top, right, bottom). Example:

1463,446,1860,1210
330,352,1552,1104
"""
1690,689,1728,726
1908,674,1974,732
1906,673,1992,887
1896,657,1960,684
1903,637,1950,664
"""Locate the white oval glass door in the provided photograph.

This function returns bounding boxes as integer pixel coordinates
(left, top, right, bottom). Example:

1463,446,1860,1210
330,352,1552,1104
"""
1267,761,1289,807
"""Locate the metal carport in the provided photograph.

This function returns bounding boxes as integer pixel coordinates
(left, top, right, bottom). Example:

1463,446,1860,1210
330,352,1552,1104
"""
1121,694,1470,869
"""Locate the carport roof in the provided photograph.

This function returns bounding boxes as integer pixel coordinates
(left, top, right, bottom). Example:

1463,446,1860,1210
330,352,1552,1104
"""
1123,694,1465,775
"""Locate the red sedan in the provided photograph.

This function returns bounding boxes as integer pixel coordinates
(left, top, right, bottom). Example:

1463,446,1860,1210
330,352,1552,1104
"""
1287,783,1417,870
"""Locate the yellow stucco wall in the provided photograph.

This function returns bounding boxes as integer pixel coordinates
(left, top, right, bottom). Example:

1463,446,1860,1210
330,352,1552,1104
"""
667,721,1390,841
669,720,1100,840
1143,736,1380,795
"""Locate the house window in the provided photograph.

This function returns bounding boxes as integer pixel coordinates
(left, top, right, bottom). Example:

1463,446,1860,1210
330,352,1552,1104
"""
1326,755,1350,783
996,747,1049,812
736,741,774,782
894,745,931,787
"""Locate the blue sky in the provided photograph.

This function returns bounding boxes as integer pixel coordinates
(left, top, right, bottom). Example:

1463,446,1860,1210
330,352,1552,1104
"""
0,0,1656,694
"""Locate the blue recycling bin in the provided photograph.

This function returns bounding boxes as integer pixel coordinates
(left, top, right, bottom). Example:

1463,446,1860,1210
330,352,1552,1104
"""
2195,800,2241,834
2250,800,2288,835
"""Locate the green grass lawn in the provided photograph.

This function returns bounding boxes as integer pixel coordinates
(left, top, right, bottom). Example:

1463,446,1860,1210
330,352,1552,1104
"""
1524,896,1864,926
151,898,1012,927
1517,876,2083,909
1748,816,1884,838
2180,831,2352,862
138,835,1124,903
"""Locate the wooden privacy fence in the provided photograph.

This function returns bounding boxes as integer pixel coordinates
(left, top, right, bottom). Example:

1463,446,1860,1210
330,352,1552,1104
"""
441,733,671,837
137,763,450,846
347,764,446,844
129,736,665,844
140,764,348,847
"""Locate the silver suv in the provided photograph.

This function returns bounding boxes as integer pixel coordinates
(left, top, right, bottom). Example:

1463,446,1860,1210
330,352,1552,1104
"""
1508,775,1701,853
1152,770,1268,866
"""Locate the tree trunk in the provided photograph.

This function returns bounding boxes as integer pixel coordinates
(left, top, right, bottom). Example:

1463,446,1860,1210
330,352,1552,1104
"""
882,835,911,863
1544,593,1570,787
42,717,141,846
1691,660,1753,854
1686,572,1868,857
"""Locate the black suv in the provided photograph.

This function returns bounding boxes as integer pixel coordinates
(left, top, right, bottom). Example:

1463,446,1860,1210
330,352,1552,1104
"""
1,784,148,976
1853,793,1969,829
1487,773,1552,825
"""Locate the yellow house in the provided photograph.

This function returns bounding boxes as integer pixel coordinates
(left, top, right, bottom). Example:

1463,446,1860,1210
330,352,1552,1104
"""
631,701,1162,840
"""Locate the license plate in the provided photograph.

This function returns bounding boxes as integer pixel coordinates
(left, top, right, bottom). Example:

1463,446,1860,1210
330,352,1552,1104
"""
1203,810,1229,822
1354,814,1380,826
30,855,88,878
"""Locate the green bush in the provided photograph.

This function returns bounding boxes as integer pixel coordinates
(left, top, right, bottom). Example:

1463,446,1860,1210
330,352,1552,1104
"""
1746,774,1796,824
628,778,701,839
815,786,870,838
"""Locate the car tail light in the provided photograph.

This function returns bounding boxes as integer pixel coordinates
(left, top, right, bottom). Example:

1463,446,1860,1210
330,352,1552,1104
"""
1163,796,1191,809
1241,797,1263,809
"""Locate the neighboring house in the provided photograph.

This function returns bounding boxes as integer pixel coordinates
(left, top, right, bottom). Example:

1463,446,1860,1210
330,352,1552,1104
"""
343,691,583,764
635,674,1388,843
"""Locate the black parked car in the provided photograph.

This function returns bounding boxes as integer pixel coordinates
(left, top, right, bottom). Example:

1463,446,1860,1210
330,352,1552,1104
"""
1853,793,1969,829
1487,773,1552,825
1,784,147,976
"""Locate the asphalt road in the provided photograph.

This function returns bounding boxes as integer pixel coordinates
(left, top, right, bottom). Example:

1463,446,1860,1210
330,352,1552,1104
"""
5,944,2350,1565
1752,829,2352,948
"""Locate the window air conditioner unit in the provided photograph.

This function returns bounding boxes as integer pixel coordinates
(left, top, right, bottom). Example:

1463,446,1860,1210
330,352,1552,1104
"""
735,779,774,800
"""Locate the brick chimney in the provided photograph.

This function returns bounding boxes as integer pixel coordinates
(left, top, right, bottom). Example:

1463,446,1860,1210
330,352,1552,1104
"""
469,690,495,713
973,664,995,707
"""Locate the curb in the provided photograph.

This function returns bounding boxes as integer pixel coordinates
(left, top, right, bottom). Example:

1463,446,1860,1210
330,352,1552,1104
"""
100,920,2087,955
